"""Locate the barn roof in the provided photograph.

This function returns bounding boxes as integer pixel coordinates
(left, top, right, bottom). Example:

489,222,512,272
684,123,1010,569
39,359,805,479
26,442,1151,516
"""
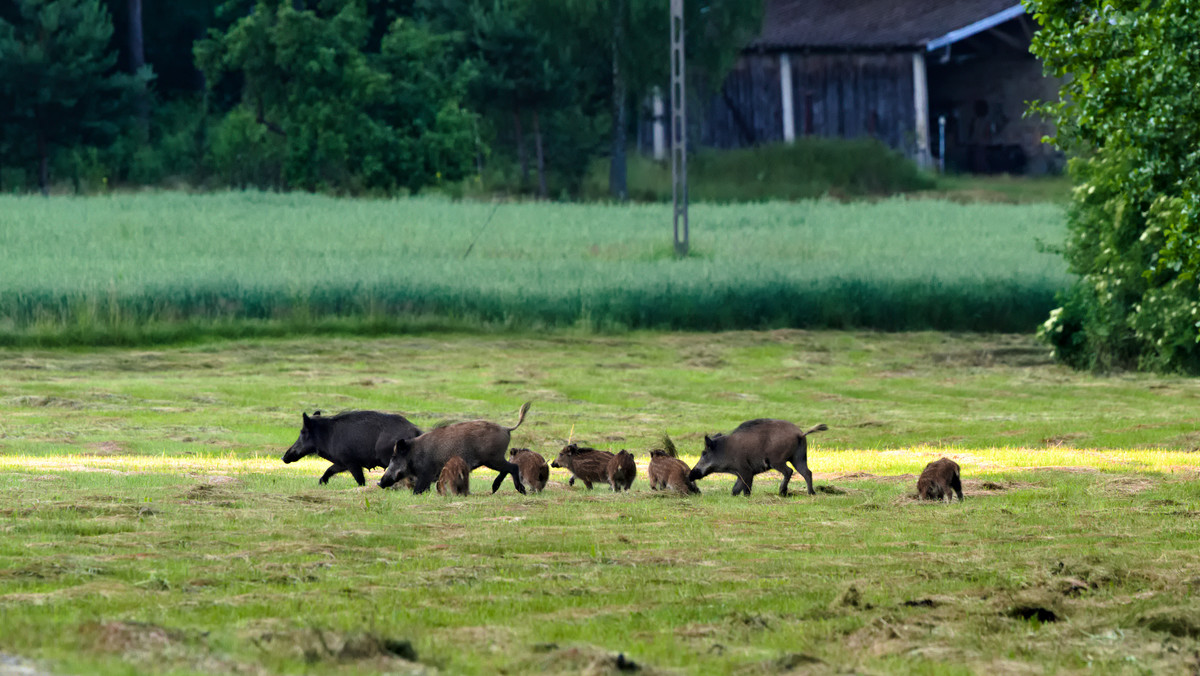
750,0,1025,51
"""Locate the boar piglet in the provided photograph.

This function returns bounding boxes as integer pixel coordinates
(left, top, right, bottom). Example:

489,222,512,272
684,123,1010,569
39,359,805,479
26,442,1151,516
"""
379,402,531,495
607,450,636,492
282,410,421,486
689,419,828,496
550,444,614,490
648,449,700,494
509,448,549,493
437,456,471,496
917,457,962,502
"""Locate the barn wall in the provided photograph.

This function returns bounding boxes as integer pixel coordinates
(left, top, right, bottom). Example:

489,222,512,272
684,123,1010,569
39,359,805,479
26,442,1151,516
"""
700,51,918,154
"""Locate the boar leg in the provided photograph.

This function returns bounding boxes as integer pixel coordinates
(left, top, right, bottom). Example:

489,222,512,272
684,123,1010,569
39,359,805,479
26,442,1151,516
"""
568,476,576,486
732,475,753,496
771,460,794,496
318,463,347,485
411,475,433,495
484,459,527,494
582,477,594,490
347,465,367,487
790,457,816,495
951,475,964,502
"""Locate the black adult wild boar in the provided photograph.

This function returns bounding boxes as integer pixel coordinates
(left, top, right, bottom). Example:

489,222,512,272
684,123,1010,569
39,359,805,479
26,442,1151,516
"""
688,419,828,496
509,448,549,493
379,402,531,494
648,449,700,494
437,456,471,496
282,410,421,486
917,457,963,502
606,450,636,492
550,444,614,490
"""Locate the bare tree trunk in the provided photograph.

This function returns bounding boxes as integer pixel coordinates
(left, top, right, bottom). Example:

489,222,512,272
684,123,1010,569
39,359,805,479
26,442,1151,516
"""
533,108,547,199
609,0,627,201
37,130,49,197
513,109,528,189
128,0,149,134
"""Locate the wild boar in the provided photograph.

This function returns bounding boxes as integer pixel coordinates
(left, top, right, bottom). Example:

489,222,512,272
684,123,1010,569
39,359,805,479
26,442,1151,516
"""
688,419,828,496
282,410,421,486
648,449,700,494
606,450,636,492
550,443,614,490
436,456,471,496
379,402,531,495
917,457,963,502
509,447,549,493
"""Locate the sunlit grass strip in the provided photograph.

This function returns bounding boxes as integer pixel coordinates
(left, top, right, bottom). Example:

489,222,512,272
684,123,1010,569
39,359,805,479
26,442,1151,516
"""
3,447,1195,477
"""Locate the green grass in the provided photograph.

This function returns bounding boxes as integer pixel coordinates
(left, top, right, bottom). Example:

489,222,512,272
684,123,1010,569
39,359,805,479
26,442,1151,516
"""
1,330,1199,675
0,192,1068,345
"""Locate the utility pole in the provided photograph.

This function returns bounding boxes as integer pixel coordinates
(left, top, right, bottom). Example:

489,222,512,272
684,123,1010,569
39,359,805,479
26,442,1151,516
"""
670,0,688,256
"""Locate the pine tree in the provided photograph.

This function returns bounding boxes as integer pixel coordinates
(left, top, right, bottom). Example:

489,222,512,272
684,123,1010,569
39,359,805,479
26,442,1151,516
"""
0,0,150,194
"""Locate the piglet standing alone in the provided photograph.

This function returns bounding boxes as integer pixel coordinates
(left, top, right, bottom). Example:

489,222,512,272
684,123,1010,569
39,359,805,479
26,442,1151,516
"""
917,457,962,502
437,456,471,496
606,450,636,492
689,419,828,496
509,448,549,493
282,410,421,486
379,402,531,495
550,444,613,490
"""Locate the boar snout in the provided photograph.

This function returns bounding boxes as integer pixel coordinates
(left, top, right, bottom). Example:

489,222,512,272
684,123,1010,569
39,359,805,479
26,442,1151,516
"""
281,442,304,464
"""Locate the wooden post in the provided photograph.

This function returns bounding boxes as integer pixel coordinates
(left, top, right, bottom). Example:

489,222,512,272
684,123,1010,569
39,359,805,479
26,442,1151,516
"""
911,52,931,168
780,53,795,143
670,0,688,256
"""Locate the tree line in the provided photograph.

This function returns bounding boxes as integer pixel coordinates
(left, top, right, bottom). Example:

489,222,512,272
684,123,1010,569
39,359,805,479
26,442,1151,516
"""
0,0,762,197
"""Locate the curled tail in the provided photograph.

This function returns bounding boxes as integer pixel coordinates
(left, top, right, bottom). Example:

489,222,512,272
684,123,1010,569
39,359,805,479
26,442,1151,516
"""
508,401,532,432
802,423,828,437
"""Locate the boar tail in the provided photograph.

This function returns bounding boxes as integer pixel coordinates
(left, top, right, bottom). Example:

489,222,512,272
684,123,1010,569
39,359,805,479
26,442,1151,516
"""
508,401,532,432
802,423,828,437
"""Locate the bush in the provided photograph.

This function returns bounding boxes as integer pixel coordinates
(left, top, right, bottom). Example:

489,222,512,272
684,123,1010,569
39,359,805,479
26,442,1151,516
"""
1031,0,1200,373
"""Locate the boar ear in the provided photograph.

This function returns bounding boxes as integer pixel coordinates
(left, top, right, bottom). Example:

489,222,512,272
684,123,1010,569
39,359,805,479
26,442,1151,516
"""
313,410,321,416
302,412,311,425
703,435,712,446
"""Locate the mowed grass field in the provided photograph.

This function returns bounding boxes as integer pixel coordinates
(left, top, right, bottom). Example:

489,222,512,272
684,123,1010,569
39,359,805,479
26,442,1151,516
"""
2,330,1200,675
0,193,1068,344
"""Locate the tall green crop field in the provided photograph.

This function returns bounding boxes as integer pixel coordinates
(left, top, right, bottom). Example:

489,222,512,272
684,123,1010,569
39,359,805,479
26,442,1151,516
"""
0,192,1068,344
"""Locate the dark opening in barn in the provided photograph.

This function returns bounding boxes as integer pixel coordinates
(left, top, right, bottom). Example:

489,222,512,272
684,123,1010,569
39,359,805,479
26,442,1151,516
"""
696,0,1063,175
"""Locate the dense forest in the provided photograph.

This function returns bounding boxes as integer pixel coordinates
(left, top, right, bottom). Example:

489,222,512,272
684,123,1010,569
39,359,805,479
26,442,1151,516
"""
0,0,763,197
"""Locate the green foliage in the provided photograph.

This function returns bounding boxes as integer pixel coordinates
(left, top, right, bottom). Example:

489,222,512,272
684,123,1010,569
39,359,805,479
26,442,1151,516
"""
0,193,1067,345
1028,0,1200,372
195,1,475,193
582,139,934,203
0,0,150,193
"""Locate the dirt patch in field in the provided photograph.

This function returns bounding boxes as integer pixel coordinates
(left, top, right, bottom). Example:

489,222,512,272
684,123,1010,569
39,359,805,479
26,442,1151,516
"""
523,644,659,676
1098,476,1156,495
86,441,128,455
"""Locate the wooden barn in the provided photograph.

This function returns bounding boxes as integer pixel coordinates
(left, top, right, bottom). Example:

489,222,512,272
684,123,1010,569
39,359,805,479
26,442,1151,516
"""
698,0,1062,174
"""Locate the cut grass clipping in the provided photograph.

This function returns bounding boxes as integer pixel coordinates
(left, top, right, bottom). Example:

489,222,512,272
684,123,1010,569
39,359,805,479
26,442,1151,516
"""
0,193,1068,345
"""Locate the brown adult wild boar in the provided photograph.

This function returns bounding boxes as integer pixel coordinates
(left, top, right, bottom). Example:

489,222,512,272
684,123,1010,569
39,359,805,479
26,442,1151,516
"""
436,456,471,496
379,402,531,494
917,457,963,502
606,450,636,492
550,443,613,490
509,447,549,493
648,449,700,494
688,419,828,496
